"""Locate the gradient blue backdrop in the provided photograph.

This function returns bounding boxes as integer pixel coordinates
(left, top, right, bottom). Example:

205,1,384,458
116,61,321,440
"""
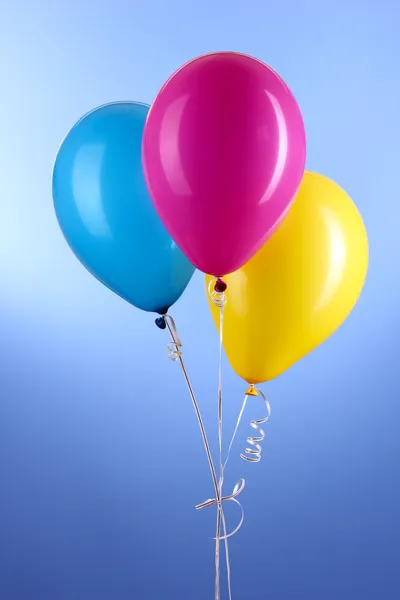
0,1,398,599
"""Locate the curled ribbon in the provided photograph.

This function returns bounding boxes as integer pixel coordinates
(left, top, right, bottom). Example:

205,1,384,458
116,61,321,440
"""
240,387,271,463
224,385,271,472
208,278,228,308
164,315,182,361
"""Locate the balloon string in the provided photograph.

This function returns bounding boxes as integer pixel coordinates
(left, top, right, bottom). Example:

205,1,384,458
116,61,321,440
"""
217,301,226,599
223,396,249,472
163,313,243,600
218,303,225,482
207,279,233,599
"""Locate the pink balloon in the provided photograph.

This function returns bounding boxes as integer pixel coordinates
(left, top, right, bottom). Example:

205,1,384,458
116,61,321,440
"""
142,52,306,276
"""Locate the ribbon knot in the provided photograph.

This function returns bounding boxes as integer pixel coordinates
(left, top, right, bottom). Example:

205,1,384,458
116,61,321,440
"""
195,478,246,540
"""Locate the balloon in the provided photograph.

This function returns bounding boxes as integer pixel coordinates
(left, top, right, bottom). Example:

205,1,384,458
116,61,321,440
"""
142,51,306,277
205,171,369,383
53,102,195,314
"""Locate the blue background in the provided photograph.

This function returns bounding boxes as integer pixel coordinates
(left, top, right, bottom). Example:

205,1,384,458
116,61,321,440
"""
0,1,398,599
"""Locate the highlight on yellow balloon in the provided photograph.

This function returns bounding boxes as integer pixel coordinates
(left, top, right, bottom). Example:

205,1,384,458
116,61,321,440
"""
205,171,369,384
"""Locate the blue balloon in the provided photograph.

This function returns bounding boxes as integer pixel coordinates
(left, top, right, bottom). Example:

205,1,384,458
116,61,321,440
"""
52,102,195,314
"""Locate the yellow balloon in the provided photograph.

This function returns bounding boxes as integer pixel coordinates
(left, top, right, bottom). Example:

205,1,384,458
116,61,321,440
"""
205,171,369,383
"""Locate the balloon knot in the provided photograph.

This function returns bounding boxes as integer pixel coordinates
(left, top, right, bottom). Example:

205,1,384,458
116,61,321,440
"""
214,278,227,293
245,385,258,397
155,316,166,330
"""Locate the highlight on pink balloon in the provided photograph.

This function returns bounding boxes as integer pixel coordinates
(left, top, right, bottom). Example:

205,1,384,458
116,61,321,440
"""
142,51,306,277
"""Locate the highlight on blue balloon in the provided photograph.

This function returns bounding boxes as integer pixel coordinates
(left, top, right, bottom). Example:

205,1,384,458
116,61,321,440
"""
52,101,195,314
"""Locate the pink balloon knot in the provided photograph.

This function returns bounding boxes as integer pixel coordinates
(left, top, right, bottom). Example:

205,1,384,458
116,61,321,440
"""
214,278,227,293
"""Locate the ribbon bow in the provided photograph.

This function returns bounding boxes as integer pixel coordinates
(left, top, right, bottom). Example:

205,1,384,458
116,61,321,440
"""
196,478,246,540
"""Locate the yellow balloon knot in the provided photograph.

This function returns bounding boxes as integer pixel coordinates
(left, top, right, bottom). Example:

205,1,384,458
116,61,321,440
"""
245,385,258,397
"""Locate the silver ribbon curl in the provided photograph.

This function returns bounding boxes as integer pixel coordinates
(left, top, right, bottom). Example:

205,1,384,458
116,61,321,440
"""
164,315,182,361
240,387,271,463
208,278,228,308
224,386,271,474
